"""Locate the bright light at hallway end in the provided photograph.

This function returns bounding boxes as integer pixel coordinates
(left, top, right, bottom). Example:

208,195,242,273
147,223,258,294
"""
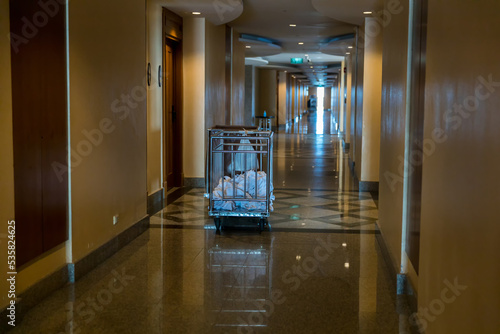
316,86,325,135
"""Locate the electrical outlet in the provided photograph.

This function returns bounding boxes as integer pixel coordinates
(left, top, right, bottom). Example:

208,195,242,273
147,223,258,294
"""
113,215,119,225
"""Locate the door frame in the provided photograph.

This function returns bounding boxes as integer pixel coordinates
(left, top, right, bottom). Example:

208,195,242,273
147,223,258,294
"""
403,0,428,275
162,8,183,188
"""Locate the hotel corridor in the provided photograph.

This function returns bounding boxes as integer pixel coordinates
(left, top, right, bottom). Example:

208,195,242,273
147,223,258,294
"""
10,116,414,333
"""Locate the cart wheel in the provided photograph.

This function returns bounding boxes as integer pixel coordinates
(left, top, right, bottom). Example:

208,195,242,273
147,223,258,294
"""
214,218,221,232
259,219,265,232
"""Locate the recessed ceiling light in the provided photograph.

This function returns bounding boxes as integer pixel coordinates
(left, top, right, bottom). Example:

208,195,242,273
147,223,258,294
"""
298,42,304,45
305,54,309,56
192,11,201,15
348,46,353,49
310,66,313,69
289,24,297,27
246,45,251,49
363,11,372,15
346,52,351,55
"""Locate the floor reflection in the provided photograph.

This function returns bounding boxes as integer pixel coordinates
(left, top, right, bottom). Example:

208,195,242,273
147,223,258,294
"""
11,228,414,333
285,108,335,135
7,103,416,333
274,123,358,192
208,239,273,330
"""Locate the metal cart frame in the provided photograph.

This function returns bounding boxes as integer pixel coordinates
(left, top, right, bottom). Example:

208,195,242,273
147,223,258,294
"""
205,127,274,232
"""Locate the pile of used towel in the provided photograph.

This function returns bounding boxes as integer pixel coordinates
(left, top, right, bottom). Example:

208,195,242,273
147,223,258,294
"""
213,170,274,212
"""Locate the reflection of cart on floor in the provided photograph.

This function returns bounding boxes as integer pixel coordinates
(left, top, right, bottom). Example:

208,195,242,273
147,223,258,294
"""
207,241,273,329
205,126,274,232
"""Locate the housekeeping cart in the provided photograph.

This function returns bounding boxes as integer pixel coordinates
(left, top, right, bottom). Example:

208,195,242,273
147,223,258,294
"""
205,126,274,232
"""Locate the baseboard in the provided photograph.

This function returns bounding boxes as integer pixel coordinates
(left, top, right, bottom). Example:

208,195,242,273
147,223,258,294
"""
0,264,68,332
73,215,149,282
348,157,355,171
0,214,150,332
184,177,204,188
147,188,164,215
376,232,418,316
342,141,350,152
375,233,399,291
359,181,379,192
398,274,418,313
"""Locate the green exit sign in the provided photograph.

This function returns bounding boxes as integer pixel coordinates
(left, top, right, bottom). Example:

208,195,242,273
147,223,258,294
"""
291,58,304,64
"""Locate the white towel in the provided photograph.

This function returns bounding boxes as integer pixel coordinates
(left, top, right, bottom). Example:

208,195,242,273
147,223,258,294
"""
212,171,274,211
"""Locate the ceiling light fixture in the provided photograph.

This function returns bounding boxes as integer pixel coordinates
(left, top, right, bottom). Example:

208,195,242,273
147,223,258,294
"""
348,46,353,49
246,45,251,49
289,24,297,27
346,52,351,55
192,11,201,15
298,42,304,45
363,11,372,15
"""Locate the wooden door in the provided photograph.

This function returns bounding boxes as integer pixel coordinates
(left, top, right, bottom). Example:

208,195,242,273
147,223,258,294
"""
10,0,68,266
163,40,182,187
164,42,175,187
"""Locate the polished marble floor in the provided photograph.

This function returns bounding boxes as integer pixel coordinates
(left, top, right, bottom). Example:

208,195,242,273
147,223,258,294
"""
11,114,415,333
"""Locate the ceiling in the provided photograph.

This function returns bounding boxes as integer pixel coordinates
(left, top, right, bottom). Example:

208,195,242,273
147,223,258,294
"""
163,0,383,86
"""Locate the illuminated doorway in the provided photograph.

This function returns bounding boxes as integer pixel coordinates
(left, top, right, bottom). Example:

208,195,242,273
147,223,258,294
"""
316,87,325,134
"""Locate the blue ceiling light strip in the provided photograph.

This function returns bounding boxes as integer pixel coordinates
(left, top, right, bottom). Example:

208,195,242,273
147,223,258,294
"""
240,33,281,46
322,33,356,44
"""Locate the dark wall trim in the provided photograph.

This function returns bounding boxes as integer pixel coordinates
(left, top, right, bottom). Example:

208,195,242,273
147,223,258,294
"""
359,181,379,192
342,141,350,152
1,215,150,332
184,177,205,188
148,189,164,215
73,216,149,281
0,265,68,332
348,157,355,172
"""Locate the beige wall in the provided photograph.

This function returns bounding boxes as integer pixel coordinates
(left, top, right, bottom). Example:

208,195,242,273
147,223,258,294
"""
244,65,257,126
69,0,148,261
1,0,150,304
339,60,345,132
324,87,332,110
231,29,245,125
418,1,500,332
146,0,164,194
183,18,206,178
378,0,409,275
257,69,277,118
277,72,288,125
0,0,14,309
345,56,353,146
204,21,225,129
332,81,338,125
278,71,287,126
360,17,382,182
354,26,365,182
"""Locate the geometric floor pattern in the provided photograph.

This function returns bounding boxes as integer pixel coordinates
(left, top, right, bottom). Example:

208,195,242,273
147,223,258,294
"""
151,187,379,232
